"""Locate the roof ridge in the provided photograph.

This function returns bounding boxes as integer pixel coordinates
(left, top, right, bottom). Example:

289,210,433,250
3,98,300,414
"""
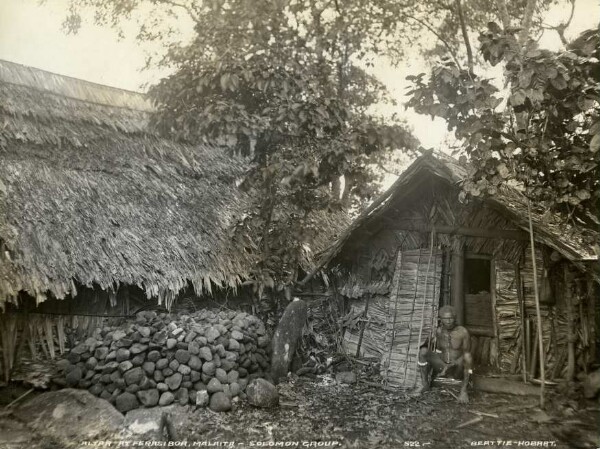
0,59,154,112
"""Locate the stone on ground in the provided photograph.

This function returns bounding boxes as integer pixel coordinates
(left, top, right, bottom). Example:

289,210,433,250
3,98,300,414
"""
14,389,123,445
159,392,175,406
270,299,307,383
137,389,160,407
116,392,140,413
209,392,232,412
336,371,357,385
195,390,210,407
246,378,279,408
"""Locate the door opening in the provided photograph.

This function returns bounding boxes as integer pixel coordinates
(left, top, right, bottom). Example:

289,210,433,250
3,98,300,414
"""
464,255,494,335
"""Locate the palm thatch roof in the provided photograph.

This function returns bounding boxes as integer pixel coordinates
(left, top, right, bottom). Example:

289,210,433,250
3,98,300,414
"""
0,59,253,307
316,152,599,274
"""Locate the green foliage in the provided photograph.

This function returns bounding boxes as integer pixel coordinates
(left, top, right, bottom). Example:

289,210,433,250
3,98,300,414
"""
61,0,418,294
407,25,600,229
60,0,578,292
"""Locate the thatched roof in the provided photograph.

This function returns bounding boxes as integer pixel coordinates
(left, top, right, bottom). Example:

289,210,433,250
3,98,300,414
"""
317,152,599,272
0,59,253,306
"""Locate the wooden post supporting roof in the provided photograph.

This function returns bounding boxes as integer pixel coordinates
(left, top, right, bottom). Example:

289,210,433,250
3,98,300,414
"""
451,236,465,325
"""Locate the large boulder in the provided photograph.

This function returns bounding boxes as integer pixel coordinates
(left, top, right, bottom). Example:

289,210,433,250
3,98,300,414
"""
270,298,307,383
14,389,124,446
246,378,279,408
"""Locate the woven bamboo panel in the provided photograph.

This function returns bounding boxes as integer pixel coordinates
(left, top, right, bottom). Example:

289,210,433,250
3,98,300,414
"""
342,296,388,358
495,260,521,370
493,251,576,377
465,294,493,329
381,248,443,388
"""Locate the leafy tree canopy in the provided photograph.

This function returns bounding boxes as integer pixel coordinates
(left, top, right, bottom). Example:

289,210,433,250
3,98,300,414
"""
61,0,587,293
407,22,599,238
61,0,421,293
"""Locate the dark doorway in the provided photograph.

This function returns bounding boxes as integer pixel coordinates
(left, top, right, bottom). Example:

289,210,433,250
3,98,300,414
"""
464,256,493,333
465,258,491,294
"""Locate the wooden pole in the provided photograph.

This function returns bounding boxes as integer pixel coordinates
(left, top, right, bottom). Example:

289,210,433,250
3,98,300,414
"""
451,236,465,325
490,260,500,367
525,318,531,376
442,250,452,306
564,265,576,381
356,255,375,358
527,200,545,408
415,232,435,387
529,321,538,378
516,257,528,382
355,293,371,358
385,223,529,241
402,249,423,383
588,276,597,365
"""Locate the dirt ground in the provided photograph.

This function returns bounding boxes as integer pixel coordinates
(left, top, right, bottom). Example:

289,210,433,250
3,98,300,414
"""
1,375,599,449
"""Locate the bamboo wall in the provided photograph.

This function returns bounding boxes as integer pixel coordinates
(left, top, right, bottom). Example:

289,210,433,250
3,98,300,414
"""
341,247,442,388
0,312,105,383
0,285,147,382
381,249,442,388
335,181,597,382
342,295,389,360
338,234,597,382
494,247,597,380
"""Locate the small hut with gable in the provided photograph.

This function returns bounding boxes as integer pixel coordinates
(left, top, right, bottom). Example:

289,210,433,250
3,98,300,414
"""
315,152,598,388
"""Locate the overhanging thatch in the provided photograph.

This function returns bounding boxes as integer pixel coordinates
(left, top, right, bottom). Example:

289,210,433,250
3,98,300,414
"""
317,152,599,273
0,59,253,306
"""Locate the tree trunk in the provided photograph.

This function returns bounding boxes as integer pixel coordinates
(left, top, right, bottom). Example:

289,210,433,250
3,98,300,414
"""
519,0,538,45
455,0,474,73
341,173,355,207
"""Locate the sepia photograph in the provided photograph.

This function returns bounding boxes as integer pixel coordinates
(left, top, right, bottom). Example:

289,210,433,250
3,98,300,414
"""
0,0,599,447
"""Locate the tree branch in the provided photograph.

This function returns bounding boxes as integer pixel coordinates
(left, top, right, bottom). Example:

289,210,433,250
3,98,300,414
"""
455,0,474,74
156,0,200,23
399,13,463,71
496,0,511,30
377,163,401,176
542,0,576,46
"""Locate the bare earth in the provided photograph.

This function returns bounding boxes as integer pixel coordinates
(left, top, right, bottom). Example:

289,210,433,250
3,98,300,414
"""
1,376,599,449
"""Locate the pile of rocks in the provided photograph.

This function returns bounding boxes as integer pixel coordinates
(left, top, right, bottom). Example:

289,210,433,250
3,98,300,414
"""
56,309,271,413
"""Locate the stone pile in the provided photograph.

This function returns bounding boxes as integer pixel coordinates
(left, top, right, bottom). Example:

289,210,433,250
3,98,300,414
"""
56,309,271,413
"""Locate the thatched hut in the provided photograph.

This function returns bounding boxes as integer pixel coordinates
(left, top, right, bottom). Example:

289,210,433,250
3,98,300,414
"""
0,60,350,382
0,59,255,306
0,60,257,379
315,153,599,388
